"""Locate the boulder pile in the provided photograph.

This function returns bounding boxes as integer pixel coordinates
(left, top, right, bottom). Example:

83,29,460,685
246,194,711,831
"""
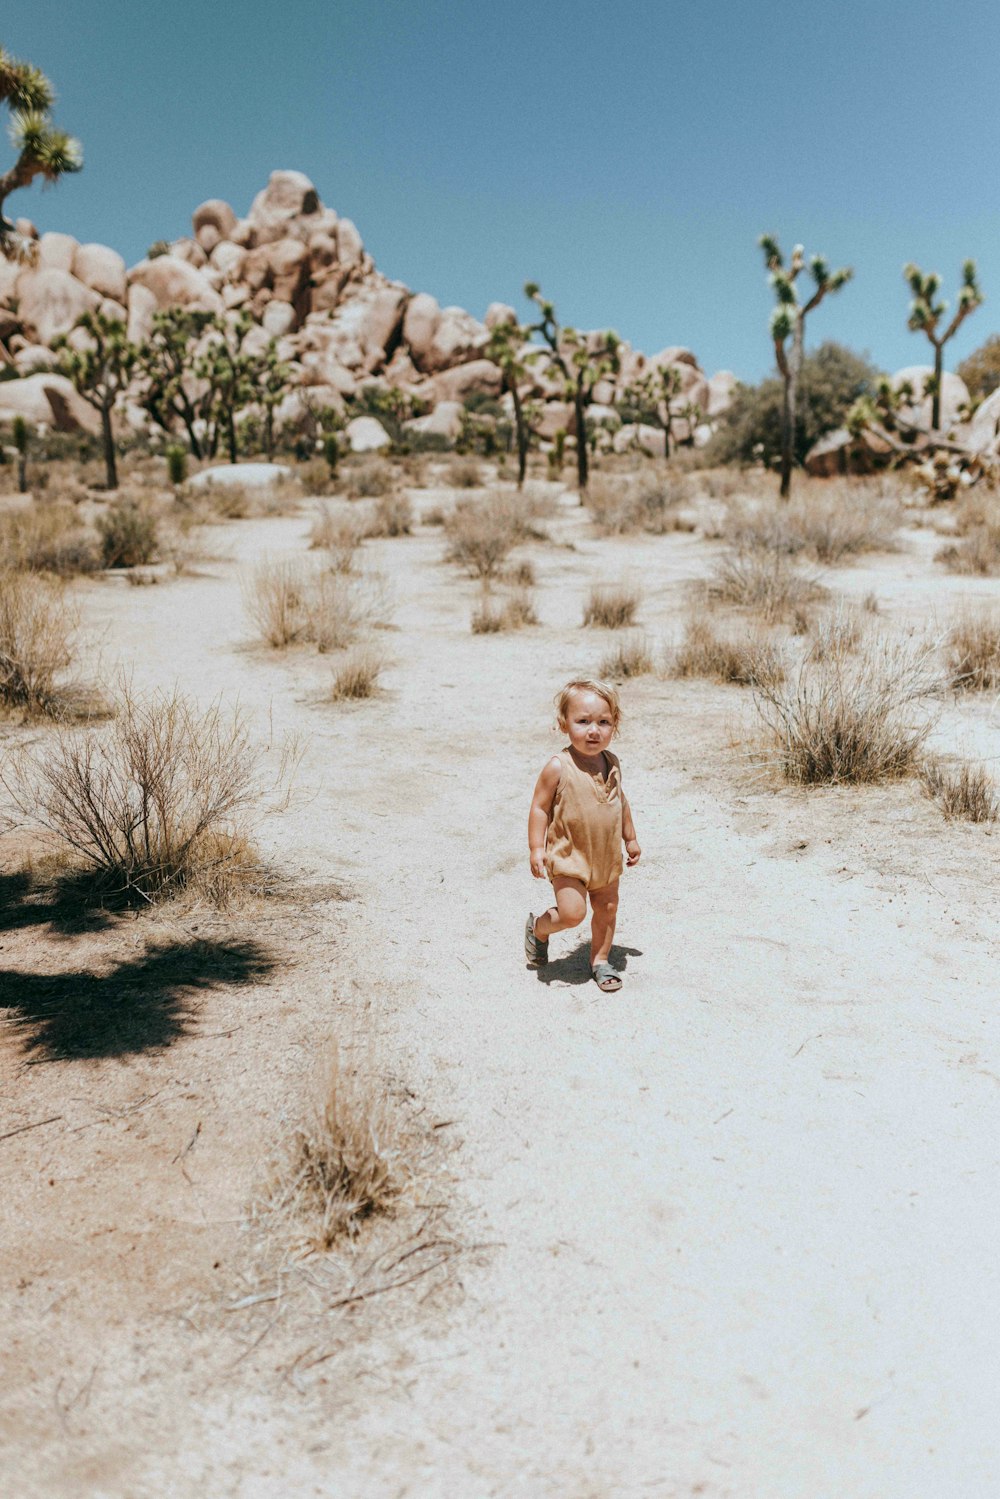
0,169,732,447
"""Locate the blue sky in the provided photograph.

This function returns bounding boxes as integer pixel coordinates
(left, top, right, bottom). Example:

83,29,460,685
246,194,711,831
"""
5,0,1000,380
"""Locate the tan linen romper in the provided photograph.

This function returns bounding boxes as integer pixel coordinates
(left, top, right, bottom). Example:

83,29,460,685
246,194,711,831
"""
545,748,624,891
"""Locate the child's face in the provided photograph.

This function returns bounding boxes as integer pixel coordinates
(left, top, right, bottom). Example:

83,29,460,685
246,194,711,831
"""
562,690,616,757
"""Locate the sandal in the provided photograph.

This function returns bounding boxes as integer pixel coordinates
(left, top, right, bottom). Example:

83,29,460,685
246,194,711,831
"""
525,912,548,967
592,962,622,992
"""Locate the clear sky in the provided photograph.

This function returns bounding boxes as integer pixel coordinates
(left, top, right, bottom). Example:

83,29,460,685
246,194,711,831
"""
5,0,1000,381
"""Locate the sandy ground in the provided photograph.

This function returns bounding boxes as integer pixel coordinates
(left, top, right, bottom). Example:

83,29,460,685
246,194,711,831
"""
3,480,1000,1497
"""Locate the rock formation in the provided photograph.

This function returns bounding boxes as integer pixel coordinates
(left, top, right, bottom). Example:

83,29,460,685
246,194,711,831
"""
0,169,727,446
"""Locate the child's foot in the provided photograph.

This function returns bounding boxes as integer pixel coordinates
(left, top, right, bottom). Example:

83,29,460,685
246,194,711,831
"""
592,962,622,992
525,912,548,967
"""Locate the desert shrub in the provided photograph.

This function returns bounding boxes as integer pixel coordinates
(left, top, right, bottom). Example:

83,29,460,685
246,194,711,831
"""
97,498,159,569
920,759,999,822
444,487,553,579
329,646,383,701
165,445,187,486
0,503,101,576
724,484,899,565
197,476,301,520
0,572,76,713
587,471,689,535
448,457,482,488
945,611,1000,690
471,586,538,633
423,505,448,527
309,505,364,572
582,584,641,629
753,635,938,785
709,549,827,621
265,1048,406,1249
806,602,865,662
243,562,365,651
297,458,334,497
600,634,655,678
506,559,536,587
11,687,261,899
936,526,1000,576
342,458,396,499
672,617,785,687
366,493,414,538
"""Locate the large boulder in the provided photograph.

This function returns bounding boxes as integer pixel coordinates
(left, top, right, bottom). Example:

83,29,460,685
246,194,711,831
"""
430,358,502,403
13,343,57,374
404,400,464,442
613,423,666,458
38,231,78,273
0,373,101,434
126,283,158,345
965,386,1000,453
484,301,517,330
535,401,575,440
248,170,320,245
128,254,224,315
15,267,99,345
804,426,894,477
346,415,391,452
426,306,487,372
72,243,128,303
320,284,408,373
189,462,293,491
264,236,310,309
402,292,441,371
707,370,737,418
892,366,969,432
192,199,237,242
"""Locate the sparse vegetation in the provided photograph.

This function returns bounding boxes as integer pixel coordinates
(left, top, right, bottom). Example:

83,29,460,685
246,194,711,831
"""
600,634,655,678
444,489,551,579
753,635,938,784
448,457,482,489
97,497,159,568
936,525,1000,576
264,1048,407,1250
806,601,865,662
586,471,691,535
0,570,76,712
0,503,100,576
471,586,539,633
366,492,414,538
582,583,641,629
920,758,999,822
8,686,262,900
342,458,396,499
709,549,826,620
672,617,785,687
329,646,384,701
243,561,366,651
724,483,899,564
310,505,364,571
945,611,1000,690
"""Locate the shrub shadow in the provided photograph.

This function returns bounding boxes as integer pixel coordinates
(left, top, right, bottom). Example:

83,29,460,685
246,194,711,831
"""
534,942,642,987
1,937,275,1060
0,869,125,938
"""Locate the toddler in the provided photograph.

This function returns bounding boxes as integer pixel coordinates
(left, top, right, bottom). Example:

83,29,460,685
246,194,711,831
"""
524,679,640,991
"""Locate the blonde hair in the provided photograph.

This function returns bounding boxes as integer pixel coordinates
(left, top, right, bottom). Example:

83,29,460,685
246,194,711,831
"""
554,678,622,735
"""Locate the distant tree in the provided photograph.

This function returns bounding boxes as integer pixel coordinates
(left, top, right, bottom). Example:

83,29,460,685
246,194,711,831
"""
0,48,82,257
958,334,1000,402
195,311,259,463
759,235,852,497
55,311,137,489
135,307,216,457
12,413,29,491
903,260,983,429
524,282,619,494
620,365,684,460
353,382,424,446
257,340,292,461
709,342,882,469
485,316,531,486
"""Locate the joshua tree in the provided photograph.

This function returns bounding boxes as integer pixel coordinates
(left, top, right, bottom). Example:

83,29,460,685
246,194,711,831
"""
195,311,260,463
55,311,137,489
622,365,685,459
903,260,984,430
12,413,29,491
760,235,852,498
135,307,216,457
0,48,82,257
485,316,532,487
257,340,292,461
524,282,619,494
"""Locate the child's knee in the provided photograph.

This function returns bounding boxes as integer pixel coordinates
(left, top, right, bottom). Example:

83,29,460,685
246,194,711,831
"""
557,892,587,927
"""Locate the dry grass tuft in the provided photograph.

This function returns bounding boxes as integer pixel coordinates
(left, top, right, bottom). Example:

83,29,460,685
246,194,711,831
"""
806,601,865,662
471,586,539,634
708,549,827,621
7,685,262,901
945,611,1000,690
586,471,690,535
342,458,397,499
600,634,655,678
0,503,101,576
194,476,302,520
753,634,939,785
329,646,384,701
672,617,785,688
309,505,364,572
445,488,551,579
0,571,76,713
266,1048,407,1249
920,758,999,822
448,457,483,489
724,482,900,565
365,493,414,538
936,526,1000,576
583,583,641,629
243,562,369,651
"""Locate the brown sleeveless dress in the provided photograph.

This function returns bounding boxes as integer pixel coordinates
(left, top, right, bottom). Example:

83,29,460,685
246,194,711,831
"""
545,748,624,891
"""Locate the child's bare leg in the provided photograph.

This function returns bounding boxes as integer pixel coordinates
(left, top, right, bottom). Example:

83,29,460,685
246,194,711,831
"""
534,877,587,940
589,880,619,966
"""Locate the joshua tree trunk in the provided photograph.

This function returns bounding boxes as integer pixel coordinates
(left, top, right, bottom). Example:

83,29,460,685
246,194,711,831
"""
17,452,26,493
574,385,588,497
226,410,237,465
932,342,943,430
100,402,118,490
265,407,274,462
662,407,672,463
510,380,528,489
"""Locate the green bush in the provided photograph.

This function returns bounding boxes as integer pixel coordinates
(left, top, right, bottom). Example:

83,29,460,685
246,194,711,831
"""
97,499,159,569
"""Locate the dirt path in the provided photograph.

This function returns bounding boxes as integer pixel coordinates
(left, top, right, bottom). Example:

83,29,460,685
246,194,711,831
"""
4,494,1000,1496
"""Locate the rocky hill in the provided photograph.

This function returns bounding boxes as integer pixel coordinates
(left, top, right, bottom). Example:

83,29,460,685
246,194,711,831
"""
0,169,735,449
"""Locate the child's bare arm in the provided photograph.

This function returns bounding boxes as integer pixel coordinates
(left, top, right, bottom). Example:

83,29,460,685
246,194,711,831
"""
621,793,641,866
528,757,561,878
